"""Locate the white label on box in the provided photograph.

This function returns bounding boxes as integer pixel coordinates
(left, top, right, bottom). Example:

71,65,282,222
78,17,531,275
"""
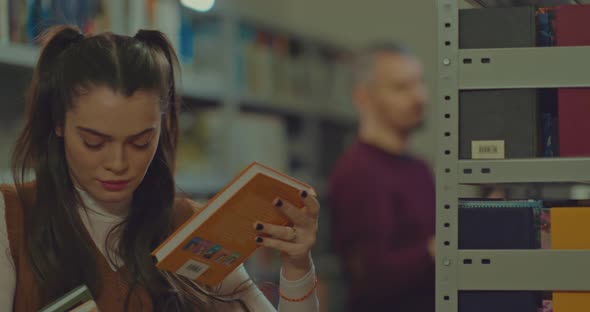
176,259,210,280
472,140,505,159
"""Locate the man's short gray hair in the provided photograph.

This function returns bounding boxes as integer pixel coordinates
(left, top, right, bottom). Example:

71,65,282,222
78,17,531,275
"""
353,42,414,85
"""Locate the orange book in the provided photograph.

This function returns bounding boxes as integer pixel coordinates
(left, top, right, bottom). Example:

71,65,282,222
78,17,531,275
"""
152,162,316,287
551,207,590,312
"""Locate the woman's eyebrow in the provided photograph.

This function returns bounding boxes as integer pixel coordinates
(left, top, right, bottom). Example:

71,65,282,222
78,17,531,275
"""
76,127,155,139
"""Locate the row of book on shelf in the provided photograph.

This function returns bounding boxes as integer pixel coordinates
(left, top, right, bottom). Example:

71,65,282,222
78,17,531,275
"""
458,198,590,312
178,13,353,106
459,4,590,160
2,0,354,110
176,109,313,183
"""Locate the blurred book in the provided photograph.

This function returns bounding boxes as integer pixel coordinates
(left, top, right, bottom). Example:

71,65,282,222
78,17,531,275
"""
176,110,216,173
329,55,353,111
271,35,292,99
9,0,110,44
175,109,288,200
287,40,308,100
38,285,98,312
227,112,288,176
237,24,274,98
153,162,316,287
307,52,331,101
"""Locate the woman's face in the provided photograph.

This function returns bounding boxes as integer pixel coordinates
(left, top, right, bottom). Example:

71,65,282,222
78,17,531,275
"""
60,85,162,208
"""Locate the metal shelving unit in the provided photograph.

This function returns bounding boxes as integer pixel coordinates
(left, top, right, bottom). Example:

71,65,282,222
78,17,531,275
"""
459,46,590,89
459,158,590,184
467,0,588,7
436,0,590,310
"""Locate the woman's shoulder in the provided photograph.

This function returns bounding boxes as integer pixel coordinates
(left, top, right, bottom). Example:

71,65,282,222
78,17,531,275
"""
0,182,36,199
172,196,205,227
0,184,16,198
0,183,34,210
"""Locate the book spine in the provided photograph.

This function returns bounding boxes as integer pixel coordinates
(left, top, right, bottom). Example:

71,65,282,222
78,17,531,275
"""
536,8,554,47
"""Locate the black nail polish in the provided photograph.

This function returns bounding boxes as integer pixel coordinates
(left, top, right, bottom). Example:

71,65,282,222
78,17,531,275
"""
274,199,283,208
256,223,264,231
256,237,264,243
301,190,308,198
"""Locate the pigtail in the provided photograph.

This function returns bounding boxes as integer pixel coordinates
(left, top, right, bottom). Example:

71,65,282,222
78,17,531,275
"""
14,25,84,182
133,29,181,154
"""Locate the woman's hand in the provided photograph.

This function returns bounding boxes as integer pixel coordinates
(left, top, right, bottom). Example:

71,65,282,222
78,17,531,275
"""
253,190,319,281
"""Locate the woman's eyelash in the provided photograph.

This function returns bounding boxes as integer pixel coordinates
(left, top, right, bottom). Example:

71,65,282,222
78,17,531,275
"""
83,141,103,149
133,142,151,149
82,137,152,150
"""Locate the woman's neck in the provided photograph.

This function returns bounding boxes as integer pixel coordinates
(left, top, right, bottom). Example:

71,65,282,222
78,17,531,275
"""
76,187,130,219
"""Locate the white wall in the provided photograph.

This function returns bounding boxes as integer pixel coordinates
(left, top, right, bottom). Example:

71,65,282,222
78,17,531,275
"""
230,0,439,164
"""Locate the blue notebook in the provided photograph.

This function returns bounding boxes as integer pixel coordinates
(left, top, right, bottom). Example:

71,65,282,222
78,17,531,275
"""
459,200,542,249
458,200,543,312
459,291,540,312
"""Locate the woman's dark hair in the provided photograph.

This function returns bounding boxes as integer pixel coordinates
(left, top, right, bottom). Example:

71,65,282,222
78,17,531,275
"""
11,25,249,311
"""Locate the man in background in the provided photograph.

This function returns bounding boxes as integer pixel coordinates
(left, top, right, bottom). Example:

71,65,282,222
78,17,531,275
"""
328,43,435,311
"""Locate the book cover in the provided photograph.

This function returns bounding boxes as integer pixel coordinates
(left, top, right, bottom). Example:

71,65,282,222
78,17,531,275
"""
459,89,539,159
38,285,98,312
459,6,536,49
554,5,590,157
551,207,590,311
459,291,540,312
458,200,541,249
153,162,316,287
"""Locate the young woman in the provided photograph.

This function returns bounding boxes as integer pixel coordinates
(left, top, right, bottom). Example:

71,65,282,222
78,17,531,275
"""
0,26,320,311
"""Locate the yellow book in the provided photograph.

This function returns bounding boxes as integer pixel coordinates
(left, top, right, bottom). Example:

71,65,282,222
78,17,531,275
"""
551,207,590,312
152,162,316,286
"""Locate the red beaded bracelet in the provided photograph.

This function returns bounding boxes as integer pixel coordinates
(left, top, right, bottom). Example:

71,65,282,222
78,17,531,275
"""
279,276,319,302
